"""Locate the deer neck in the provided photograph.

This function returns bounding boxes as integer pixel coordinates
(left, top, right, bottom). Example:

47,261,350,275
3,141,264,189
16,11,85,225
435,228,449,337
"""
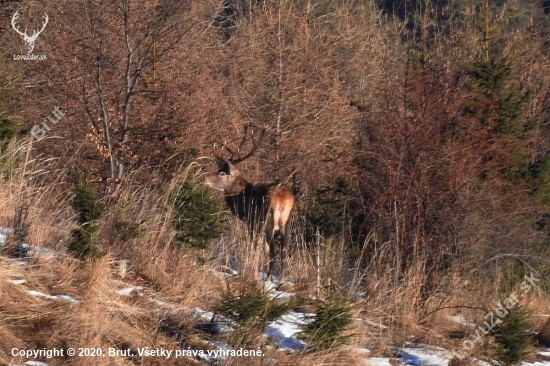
224,175,249,196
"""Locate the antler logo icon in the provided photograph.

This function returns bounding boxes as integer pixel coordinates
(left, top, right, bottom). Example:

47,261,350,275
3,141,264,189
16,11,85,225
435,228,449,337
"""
11,11,48,54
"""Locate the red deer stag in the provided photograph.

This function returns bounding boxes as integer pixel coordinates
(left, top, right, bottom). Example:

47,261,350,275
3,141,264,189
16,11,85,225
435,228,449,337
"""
204,127,294,282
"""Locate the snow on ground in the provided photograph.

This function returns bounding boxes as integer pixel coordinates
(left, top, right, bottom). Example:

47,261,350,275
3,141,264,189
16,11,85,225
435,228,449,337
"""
54,294,80,304
350,346,371,356
1,227,57,264
8,279,27,285
210,266,239,279
6,271,79,304
192,274,307,351
200,340,233,363
20,243,57,259
366,357,393,366
149,297,178,310
0,227,12,246
474,359,492,366
360,319,389,330
391,344,451,366
387,345,550,366
6,258,30,266
265,311,311,351
2,227,550,366
263,279,295,301
116,285,144,296
523,350,550,366
27,290,79,304
193,307,235,333
448,314,476,326
12,361,50,366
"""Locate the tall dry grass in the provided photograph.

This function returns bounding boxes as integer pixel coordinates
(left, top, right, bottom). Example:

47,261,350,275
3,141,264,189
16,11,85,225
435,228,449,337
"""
0,144,228,365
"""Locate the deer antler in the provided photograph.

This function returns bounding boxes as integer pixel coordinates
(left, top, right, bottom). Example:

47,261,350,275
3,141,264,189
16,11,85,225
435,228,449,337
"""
229,125,266,164
32,14,49,39
11,12,48,40
11,12,26,38
213,125,266,166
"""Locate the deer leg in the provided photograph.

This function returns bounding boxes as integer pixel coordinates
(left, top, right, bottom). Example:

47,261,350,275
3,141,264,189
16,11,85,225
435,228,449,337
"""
264,238,272,280
279,239,286,284
253,234,263,281
279,220,292,284
272,209,282,240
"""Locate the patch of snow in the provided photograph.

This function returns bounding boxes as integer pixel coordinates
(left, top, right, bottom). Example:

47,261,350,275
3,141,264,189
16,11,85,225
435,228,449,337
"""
474,358,492,366
8,279,27,285
12,361,50,366
0,227,11,245
261,272,296,285
180,340,234,364
449,314,475,326
350,346,371,355
265,311,311,351
54,294,79,304
211,266,238,279
348,346,372,364
7,258,30,266
523,350,550,366
263,280,277,291
193,307,219,321
362,319,389,330
192,307,234,333
28,290,79,304
367,357,393,366
193,307,216,321
197,340,233,363
116,286,143,296
391,345,451,366
262,281,294,301
258,272,272,281
262,277,298,302
28,290,57,300
210,271,229,280
149,297,177,310
269,288,294,300
20,243,57,259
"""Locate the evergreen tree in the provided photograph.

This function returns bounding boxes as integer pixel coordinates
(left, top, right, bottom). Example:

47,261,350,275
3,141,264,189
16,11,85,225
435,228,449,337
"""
492,306,532,366
68,185,104,259
171,179,225,249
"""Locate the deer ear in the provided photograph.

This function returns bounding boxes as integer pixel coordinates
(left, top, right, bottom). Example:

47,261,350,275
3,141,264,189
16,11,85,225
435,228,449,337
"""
215,158,239,176
215,159,228,172
226,162,239,176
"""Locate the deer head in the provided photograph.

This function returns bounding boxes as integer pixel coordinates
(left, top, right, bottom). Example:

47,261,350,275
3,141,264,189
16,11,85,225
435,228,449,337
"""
11,12,49,54
204,125,266,196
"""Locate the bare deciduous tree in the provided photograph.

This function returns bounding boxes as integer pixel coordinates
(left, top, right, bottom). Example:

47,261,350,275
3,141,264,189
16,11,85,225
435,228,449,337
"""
45,0,198,190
